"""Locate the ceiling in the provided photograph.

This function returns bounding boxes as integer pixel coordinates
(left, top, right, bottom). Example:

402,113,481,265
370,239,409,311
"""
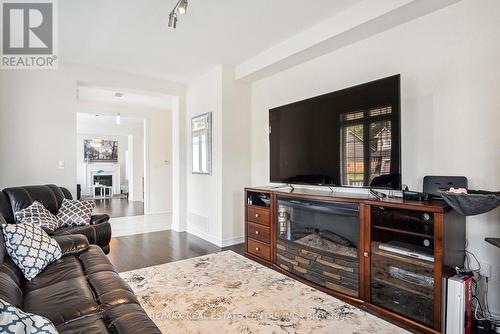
77,112,145,137
59,0,361,82
78,86,173,109
77,112,144,126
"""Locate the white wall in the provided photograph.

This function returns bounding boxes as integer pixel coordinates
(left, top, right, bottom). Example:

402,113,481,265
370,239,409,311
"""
186,65,251,246
0,70,77,189
186,67,223,245
221,66,251,245
0,63,185,219
250,0,500,314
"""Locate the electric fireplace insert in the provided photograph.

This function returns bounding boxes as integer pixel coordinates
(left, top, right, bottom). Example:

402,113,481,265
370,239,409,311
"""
275,196,360,297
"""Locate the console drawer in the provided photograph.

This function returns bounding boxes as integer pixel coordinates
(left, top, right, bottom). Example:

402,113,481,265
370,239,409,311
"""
247,238,271,261
247,222,271,243
247,207,270,226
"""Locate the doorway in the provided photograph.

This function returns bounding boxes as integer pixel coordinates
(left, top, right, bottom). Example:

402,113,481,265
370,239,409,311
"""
75,85,175,231
76,112,146,218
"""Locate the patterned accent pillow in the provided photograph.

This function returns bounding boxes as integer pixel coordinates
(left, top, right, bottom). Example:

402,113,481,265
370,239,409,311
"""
14,201,60,232
0,298,58,334
1,223,62,280
57,199,96,227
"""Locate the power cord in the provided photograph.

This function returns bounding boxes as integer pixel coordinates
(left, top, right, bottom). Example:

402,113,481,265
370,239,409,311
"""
462,244,500,326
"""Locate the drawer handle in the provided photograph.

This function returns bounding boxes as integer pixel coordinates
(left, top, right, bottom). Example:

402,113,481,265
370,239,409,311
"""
255,247,260,251
255,230,260,235
255,214,260,218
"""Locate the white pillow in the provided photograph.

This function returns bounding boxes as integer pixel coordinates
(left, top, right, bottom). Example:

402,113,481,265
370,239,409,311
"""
1,223,62,280
0,298,58,333
57,199,96,227
14,201,60,232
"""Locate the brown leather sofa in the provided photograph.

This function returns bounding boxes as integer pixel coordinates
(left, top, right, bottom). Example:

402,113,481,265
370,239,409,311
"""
0,226,161,333
0,184,111,253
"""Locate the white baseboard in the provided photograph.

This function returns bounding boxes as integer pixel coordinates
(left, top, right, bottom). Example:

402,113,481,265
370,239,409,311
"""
145,210,172,216
186,226,222,247
221,236,244,247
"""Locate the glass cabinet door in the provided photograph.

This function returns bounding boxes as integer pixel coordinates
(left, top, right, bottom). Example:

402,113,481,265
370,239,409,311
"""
370,206,435,328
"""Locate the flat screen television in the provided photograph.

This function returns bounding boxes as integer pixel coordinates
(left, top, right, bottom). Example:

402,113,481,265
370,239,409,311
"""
269,75,401,189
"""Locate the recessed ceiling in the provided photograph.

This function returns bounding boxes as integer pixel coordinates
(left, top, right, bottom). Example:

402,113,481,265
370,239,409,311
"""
60,0,361,82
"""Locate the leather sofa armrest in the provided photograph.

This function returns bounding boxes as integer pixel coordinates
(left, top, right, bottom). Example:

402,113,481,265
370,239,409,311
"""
90,214,110,225
53,234,89,256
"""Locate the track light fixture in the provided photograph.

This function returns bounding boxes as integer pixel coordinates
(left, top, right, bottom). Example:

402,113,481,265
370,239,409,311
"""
168,0,188,29
177,0,188,15
168,12,178,28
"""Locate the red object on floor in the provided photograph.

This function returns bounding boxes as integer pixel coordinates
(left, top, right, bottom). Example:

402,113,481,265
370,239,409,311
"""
465,276,473,334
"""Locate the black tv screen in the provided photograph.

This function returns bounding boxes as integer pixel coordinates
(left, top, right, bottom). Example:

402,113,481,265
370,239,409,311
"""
269,75,401,189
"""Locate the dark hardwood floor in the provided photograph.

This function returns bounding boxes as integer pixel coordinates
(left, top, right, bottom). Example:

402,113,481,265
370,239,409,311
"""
93,198,144,218
107,230,245,272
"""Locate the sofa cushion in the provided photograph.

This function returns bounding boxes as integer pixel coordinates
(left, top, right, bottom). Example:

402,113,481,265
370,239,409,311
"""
78,245,115,275
23,256,84,292
56,314,109,334
88,271,139,306
2,223,62,280
0,258,23,308
105,303,162,334
23,276,99,326
57,198,95,227
14,201,61,232
0,297,57,334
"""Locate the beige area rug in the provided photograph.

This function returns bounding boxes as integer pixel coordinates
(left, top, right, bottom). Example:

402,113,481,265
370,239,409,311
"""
119,251,409,334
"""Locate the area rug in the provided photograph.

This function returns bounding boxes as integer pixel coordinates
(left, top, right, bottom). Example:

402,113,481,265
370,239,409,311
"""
120,251,409,334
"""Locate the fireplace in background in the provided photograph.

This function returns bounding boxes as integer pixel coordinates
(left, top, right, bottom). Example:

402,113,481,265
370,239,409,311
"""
276,196,360,297
94,175,113,187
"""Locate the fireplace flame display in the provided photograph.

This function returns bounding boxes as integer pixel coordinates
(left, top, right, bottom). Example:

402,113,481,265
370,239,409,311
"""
295,229,357,258
276,198,360,297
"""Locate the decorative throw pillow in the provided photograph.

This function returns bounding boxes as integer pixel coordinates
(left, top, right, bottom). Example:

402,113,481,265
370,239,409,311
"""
0,298,58,334
1,223,62,280
14,201,60,232
57,199,95,227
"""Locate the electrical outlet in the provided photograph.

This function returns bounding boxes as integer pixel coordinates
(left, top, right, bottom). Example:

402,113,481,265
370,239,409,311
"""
479,262,492,278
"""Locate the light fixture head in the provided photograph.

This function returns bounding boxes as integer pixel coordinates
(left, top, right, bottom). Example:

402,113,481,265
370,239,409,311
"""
116,113,121,125
176,0,188,15
168,11,178,28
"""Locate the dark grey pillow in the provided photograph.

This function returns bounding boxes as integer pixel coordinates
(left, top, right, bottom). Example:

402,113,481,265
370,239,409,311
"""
14,201,60,232
57,199,95,227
